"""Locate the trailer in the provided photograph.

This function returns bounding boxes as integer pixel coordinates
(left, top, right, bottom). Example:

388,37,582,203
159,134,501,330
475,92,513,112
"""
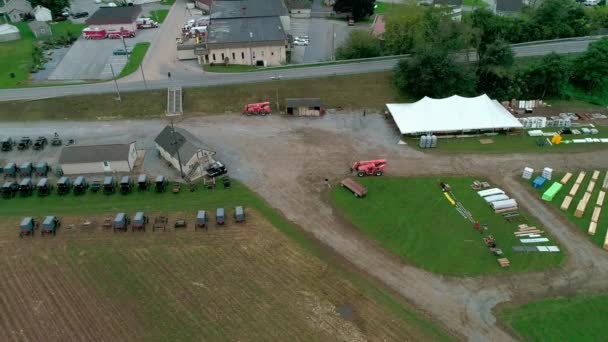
73,176,88,195
195,210,207,230
340,178,368,197
137,174,148,191
19,217,36,237
82,27,107,39
35,161,49,176
41,216,59,236
19,177,33,196
37,177,52,196
132,212,147,232
234,206,246,223
57,176,71,195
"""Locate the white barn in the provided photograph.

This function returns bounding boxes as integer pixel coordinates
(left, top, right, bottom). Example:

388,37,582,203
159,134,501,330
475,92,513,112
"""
58,143,137,175
386,94,523,135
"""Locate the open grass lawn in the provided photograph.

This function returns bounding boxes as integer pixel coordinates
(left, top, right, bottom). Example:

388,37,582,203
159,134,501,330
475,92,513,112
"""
0,23,35,87
374,2,408,14
150,9,169,23
531,170,608,248
331,177,564,276
499,293,608,341
0,72,405,120
0,180,449,341
118,42,150,78
50,21,87,38
463,0,488,7
415,126,608,154
160,0,175,4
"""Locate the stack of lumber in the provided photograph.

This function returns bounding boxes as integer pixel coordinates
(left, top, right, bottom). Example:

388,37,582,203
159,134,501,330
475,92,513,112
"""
514,224,543,237
575,171,587,185
497,258,510,268
561,196,573,211
603,171,608,190
604,231,608,251
575,192,592,218
587,181,596,194
597,191,606,207
560,172,573,185
590,188,605,236
592,170,600,181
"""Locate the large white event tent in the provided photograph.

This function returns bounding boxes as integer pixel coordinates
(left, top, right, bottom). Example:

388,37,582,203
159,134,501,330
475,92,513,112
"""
386,94,523,135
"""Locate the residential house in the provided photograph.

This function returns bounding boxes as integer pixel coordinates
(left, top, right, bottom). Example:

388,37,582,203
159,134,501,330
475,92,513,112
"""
0,0,32,22
154,126,215,179
31,5,52,21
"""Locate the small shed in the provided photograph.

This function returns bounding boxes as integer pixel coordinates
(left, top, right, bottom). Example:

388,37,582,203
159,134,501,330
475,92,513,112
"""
0,24,21,42
285,98,324,116
31,5,52,21
28,20,51,38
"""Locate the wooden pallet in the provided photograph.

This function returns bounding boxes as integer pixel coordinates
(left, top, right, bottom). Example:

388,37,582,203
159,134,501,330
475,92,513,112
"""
497,258,510,267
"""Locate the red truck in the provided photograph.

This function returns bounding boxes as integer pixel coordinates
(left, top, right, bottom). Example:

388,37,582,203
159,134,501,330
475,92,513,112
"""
340,178,368,197
107,28,136,39
82,27,107,40
136,18,158,29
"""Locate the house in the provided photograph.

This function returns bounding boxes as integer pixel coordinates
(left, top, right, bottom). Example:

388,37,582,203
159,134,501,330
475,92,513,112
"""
85,6,143,32
28,20,51,38
0,0,32,22
154,126,215,179
31,5,51,21
432,0,463,21
58,143,138,175
0,23,20,41
495,0,525,15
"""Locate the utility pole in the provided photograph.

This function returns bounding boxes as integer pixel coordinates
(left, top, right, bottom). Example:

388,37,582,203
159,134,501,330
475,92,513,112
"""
121,36,129,56
170,120,185,178
140,63,148,90
109,63,121,102
275,86,279,113
331,24,336,61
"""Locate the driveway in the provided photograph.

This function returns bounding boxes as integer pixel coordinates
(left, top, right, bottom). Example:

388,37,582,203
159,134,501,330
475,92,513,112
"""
291,18,355,63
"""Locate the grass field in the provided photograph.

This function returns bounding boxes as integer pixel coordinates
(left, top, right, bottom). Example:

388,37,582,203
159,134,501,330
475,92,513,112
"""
160,0,175,4
50,21,87,38
531,170,608,248
499,293,608,341
118,42,150,78
0,23,35,87
463,0,488,7
0,72,405,120
150,9,169,23
331,177,564,276
374,2,408,14
415,126,608,154
0,180,449,341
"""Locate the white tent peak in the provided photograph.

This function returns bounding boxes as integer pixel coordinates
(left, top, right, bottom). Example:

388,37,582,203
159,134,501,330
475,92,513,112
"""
386,94,523,135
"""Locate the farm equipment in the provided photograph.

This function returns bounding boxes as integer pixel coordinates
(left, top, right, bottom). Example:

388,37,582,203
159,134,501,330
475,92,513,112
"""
90,180,101,193
153,215,168,231
35,161,49,176
33,136,47,150
37,178,52,196
340,178,368,197
19,162,32,177
73,176,88,195
2,162,16,178
137,174,149,191
41,216,60,236
351,159,387,177
155,175,167,192
243,101,271,115
51,136,62,146
17,137,32,150
57,176,71,195
113,213,129,232
195,210,207,231
132,212,147,232
216,208,225,225
174,218,187,228
2,181,18,198
82,27,107,39
483,235,503,256
1,137,14,151
120,176,132,194
103,176,116,194
19,217,36,237
234,206,246,223
205,161,227,178
172,182,181,193
19,178,33,196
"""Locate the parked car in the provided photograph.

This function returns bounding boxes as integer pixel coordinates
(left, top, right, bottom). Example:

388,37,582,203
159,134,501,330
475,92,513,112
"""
113,48,131,55
73,12,89,18
294,40,308,46
205,161,227,178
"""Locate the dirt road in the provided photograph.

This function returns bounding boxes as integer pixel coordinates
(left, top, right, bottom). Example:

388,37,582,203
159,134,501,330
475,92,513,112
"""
2,114,608,340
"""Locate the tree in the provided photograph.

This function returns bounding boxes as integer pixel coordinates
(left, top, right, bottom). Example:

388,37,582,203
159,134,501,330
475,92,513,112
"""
393,48,475,99
572,37,608,90
520,53,571,98
476,40,518,100
28,0,71,17
531,0,589,39
336,30,381,60
333,0,375,21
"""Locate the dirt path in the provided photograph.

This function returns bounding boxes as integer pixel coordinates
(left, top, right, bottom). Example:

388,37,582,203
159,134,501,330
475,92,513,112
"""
2,115,608,340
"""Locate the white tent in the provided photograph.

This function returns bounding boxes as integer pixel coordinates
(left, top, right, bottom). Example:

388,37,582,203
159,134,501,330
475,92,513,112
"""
386,94,523,135
0,24,21,42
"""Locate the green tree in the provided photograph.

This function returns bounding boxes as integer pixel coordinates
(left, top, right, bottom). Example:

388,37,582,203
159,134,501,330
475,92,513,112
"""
588,6,608,32
333,0,375,21
336,30,381,60
572,37,608,90
476,40,518,100
393,48,475,99
531,0,589,39
28,0,71,17
520,53,571,98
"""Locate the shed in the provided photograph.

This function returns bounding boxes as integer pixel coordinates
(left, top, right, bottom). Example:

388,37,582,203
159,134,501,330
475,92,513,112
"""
484,194,509,203
477,188,505,197
0,24,20,42
58,142,137,175
285,98,323,116
154,126,215,179
491,199,518,210
28,20,51,38
542,182,563,202
31,5,52,22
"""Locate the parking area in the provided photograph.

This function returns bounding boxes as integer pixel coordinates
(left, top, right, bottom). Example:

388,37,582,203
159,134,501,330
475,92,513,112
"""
290,18,355,64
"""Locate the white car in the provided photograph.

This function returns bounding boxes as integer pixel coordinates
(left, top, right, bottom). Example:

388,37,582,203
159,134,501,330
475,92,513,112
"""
293,40,308,46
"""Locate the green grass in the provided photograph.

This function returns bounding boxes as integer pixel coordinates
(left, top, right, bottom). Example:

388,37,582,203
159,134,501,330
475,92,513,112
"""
374,2,408,14
414,126,608,154
331,177,564,276
49,21,87,38
532,170,608,248
150,9,169,23
499,293,608,341
0,22,35,87
0,179,450,340
202,64,260,73
0,72,405,120
118,42,150,78
463,0,488,7
160,0,175,4
562,83,608,107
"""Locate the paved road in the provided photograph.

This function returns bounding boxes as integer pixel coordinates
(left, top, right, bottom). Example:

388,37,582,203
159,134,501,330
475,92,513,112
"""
0,38,597,101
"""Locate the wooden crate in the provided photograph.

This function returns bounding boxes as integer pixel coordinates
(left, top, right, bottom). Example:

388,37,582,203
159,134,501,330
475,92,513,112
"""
588,221,597,236
560,172,573,184
561,196,573,211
